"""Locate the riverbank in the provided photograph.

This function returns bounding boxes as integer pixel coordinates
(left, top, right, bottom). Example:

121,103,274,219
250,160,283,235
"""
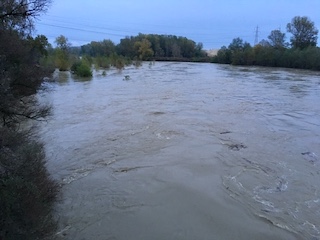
0,127,59,240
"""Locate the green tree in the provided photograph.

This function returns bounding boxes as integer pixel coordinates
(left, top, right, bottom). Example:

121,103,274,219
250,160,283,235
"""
216,46,232,64
179,37,196,58
195,42,206,57
171,43,182,58
286,16,318,49
81,39,115,57
268,29,286,49
146,34,164,57
227,38,252,65
0,32,51,126
55,35,71,50
228,37,245,51
117,36,136,58
258,39,271,47
54,35,71,71
101,39,116,56
115,34,209,61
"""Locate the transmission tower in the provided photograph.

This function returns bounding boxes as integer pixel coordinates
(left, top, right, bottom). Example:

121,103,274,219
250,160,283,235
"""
254,26,259,45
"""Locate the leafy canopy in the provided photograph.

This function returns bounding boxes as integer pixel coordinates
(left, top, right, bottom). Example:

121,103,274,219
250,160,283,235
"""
287,16,318,49
268,30,286,48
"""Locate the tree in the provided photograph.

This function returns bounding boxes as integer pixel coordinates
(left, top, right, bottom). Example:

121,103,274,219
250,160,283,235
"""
134,38,154,60
226,38,252,65
195,42,206,57
171,43,182,58
286,16,318,49
0,0,53,143
55,34,71,50
179,37,196,58
258,39,271,47
81,39,115,57
117,36,136,58
146,34,164,57
29,34,51,57
1,1,58,239
0,0,51,34
54,35,71,71
0,0,53,126
228,37,245,51
0,33,51,127
216,46,232,64
101,39,116,56
268,29,286,48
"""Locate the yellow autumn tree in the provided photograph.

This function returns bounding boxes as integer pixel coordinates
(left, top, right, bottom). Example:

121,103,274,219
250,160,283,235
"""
134,38,154,60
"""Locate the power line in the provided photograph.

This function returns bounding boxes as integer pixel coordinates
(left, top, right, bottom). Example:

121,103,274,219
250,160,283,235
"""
254,26,259,45
38,14,256,37
37,23,128,37
38,22,254,41
35,16,272,49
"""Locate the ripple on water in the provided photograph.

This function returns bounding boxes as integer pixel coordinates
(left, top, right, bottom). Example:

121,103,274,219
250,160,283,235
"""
40,63,320,240
221,153,320,239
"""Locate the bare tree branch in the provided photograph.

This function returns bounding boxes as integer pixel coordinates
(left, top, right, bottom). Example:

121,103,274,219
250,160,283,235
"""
0,0,52,34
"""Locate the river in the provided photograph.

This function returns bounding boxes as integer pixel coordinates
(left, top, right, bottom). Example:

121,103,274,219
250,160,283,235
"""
38,62,320,240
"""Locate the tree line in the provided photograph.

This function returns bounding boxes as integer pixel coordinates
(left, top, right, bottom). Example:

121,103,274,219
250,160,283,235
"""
81,33,207,61
45,33,210,76
48,16,320,76
213,16,320,71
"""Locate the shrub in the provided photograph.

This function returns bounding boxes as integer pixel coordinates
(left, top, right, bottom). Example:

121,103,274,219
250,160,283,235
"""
115,58,125,69
54,49,70,71
77,63,92,77
71,60,92,77
70,60,81,72
94,56,111,69
0,128,59,240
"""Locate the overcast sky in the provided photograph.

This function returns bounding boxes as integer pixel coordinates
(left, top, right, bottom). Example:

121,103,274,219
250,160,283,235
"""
34,0,320,49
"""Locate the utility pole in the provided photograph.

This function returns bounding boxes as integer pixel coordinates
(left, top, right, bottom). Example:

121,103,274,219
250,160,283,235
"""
254,26,259,45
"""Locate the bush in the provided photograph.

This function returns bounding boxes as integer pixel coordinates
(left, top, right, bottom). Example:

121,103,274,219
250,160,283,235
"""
94,56,111,69
70,60,81,72
71,60,92,77
0,128,59,240
114,58,125,69
54,49,70,71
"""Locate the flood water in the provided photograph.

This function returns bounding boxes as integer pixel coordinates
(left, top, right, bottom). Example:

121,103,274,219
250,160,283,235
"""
39,62,320,240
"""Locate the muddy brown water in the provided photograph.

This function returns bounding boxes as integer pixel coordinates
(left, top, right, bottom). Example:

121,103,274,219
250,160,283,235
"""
38,62,320,240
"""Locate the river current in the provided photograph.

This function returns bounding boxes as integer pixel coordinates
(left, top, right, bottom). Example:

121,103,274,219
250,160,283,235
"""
39,62,320,240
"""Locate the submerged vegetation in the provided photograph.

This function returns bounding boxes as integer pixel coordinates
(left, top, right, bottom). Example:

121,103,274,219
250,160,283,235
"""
71,59,92,77
0,0,59,239
213,16,320,71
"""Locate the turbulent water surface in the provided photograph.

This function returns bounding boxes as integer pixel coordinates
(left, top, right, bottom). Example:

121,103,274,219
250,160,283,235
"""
39,62,320,240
